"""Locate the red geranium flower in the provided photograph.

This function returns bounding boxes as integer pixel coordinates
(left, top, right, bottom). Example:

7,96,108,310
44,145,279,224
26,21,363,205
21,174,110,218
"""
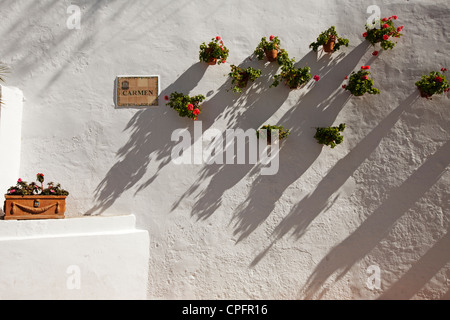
372,50,379,56
269,35,275,41
383,24,389,29
344,75,348,79
363,32,367,38
216,36,221,41
17,178,22,183
193,108,200,115
342,84,347,89
313,75,320,81
164,95,169,101
392,15,397,19
362,75,369,80
435,76,443,83
383,34,389,40
382,17,388,22
187,103,194,111
441,68,447,72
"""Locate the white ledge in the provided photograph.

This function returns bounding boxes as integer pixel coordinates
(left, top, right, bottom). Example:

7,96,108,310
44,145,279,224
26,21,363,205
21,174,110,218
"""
0,214,149,300
0,214,140,239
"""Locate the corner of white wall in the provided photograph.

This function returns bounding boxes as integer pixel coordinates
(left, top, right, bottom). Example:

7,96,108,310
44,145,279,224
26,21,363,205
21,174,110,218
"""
0,85,24,199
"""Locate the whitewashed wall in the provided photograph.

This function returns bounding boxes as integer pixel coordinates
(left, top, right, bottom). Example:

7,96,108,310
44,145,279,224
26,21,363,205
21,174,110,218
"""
0,0,449,299
0,85,23,195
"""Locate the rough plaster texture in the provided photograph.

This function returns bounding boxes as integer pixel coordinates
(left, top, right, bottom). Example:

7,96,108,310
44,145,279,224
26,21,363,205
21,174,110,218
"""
0,0,449,299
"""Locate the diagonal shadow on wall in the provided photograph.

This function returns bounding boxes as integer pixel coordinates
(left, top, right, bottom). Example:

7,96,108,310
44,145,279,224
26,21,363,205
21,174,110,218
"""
300,138,450,299
171,45,355,221
378,226,450,300
170,56,288,220
85,62,208,215
250,90,420,267
230,41,371,243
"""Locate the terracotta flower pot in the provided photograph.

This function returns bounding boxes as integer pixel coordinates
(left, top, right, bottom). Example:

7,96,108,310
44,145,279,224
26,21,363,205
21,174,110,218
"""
237,72,249,88
3,195,67,220
418,87,432,99
207,58,217,65
323,35,336,53
265,44,278,62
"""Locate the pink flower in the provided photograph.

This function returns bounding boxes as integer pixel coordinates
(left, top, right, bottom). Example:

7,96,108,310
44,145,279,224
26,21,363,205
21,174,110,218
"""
392,15,397,20
216,36,221,41
435,76,443,83
313,74,320,81
342,84,347,89
192,108,200,115
164,95,169,101
362,75,369,80
372,50,379,56
383,24,389,29
187,103,194,111
363,32,367,38
383,34,389,40
269,35,275,41
10,189,15,194
50,189,55,193
17,178,22,183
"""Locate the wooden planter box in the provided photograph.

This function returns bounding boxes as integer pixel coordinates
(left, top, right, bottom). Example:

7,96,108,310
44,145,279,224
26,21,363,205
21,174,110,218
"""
2,195,66,220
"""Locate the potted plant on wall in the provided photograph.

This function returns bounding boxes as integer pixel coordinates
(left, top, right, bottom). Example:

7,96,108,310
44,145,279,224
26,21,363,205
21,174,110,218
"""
271,59,312,89
3,173,69,220
309,26,349,53
363,15,403,50
257,124,290,145
415,68,450,99
199,36,229,65
254,35,282,62
228,65,262,93
314,123,346,148
343,66,380,96
166,91,206,120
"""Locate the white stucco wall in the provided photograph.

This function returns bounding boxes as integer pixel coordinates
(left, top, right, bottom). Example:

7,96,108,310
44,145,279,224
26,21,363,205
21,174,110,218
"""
0,85,23,195
0,215,149,300
0,0,449,299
